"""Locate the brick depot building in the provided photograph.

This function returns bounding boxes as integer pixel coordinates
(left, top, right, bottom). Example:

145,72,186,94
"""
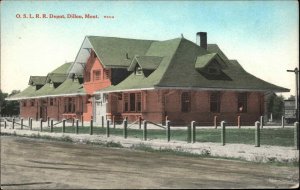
8,32,289,125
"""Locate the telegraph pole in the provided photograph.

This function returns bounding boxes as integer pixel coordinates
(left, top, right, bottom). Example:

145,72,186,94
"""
287,67,299,121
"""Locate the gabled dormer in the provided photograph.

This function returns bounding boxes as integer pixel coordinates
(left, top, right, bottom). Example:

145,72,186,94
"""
195,53,231,80
128,55,163,77
28,76,47,90
46,73,68,88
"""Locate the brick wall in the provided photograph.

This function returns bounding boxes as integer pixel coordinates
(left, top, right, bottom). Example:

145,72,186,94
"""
111,90,264,125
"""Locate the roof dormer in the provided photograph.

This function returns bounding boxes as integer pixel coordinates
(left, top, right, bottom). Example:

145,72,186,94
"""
128,55,163,76
195,53,227,73
46,73,68,88
195,53,231,80
28,76,47,90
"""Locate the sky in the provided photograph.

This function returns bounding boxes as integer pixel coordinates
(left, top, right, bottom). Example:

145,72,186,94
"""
1,0,299,98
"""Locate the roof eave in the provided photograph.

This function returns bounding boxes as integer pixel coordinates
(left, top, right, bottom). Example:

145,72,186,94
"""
5,92,87,101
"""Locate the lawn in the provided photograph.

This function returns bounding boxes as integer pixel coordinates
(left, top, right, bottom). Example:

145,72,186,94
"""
37,125,294,147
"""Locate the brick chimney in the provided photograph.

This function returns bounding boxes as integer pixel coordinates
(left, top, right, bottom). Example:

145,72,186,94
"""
196,32,207,49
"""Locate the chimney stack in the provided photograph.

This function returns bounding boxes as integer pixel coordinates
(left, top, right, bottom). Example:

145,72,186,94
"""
196,32,207,49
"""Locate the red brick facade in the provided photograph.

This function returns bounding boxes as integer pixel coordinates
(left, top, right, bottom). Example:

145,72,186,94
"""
83,50,111,121
106,90,264,125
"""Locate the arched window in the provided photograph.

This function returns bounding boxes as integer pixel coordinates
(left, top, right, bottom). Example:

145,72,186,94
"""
181,92,191,112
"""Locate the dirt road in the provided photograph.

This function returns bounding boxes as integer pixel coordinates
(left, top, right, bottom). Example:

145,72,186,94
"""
1,136,298,189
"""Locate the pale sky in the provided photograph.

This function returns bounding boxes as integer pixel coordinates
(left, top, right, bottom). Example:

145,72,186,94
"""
1,0,299,98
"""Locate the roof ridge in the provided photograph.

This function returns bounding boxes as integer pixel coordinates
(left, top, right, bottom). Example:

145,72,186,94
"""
87,35,157,42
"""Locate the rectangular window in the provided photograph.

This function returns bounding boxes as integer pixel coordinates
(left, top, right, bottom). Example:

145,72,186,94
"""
23,101,27,107
49,98,54,106
104,69,109,79
210,92,220,113
135,66,143,75
93,70,101,81
181,92,191,112
64,100,67,113
124,94,129,112
130,93,136,111
137,93,141,112
118,93,122,100
64,97,75,113
123,93,142,112
30,100,35,107
237,93,247,113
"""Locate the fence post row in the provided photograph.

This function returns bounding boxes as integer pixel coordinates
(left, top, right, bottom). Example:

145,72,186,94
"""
166,120,170,142
214,116,217,129
76,119,79,134
12,117,15,129
106,119,110,137
123,118,128,139
281,116,285,128
30,118,32,130
143,120,147,141
112,116,115,129
260,116,264,129
50,119,53,132
40,118,43,132
237,116,241,128
101,116,104,128
21,118,23,130
90,119,93,135
221,121,226,146
294,122,299,150
62,119,66,133
255,121,260,147
191,121,196,143
139,116,142,129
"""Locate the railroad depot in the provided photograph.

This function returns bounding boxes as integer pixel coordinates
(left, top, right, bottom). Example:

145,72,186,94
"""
7,32,289,125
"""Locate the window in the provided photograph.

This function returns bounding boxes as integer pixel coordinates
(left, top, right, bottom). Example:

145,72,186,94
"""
93,70,101,81
123,92,142,112
210,92,220,113
135,66,143,75
130,93,136,111
118,93,122,100
237,92,247,113
181,92,191,112
137,93,141,112
64,97,75,113
49,98,54,106
73,75,78,82
23,101,27,107
104,69,109,79
124,94,129,112
30,100,35,107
